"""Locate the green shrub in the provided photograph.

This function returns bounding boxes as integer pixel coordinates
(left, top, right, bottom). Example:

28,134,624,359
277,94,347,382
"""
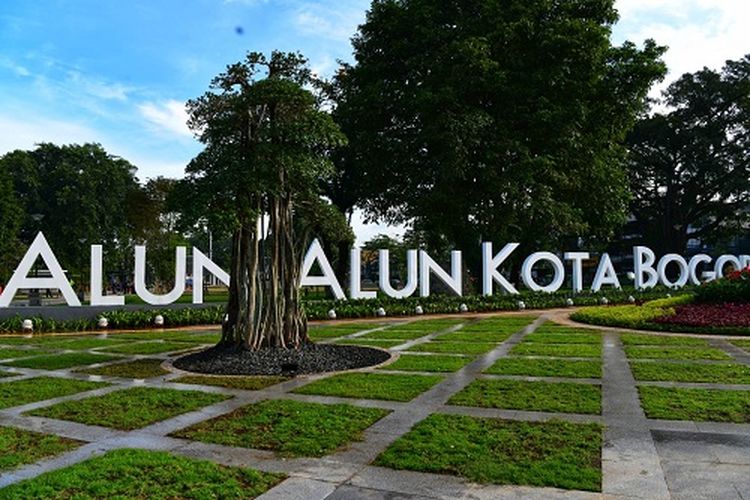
694,267,750,304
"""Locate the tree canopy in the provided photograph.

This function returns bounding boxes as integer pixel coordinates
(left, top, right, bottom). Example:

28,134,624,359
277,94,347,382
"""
334,0,667,278
627,55,750,254
181,51,346,349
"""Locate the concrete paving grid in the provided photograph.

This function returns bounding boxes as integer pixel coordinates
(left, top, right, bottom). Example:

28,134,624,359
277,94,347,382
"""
0,313,747,499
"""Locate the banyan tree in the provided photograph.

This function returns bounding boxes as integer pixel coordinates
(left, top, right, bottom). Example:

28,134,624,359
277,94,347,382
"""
184,51,346,350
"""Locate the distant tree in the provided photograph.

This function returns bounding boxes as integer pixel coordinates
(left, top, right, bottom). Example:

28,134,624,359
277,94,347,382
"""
183,51,346,349
335,0,666,280
627,55,750,255
0,159,23,282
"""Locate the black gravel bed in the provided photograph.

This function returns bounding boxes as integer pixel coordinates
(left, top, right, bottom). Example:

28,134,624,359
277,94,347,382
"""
172,343,392,376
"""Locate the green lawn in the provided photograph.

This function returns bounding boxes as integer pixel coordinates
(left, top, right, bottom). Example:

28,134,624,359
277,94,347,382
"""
360,329,434,340
28,387,229,430
630,361,750,384
0,426,81,472
173,399,389,457
524,333,602,344
405,341,497,355
485,358,602,379
619,334,709,346
0,377,107,410
2,353,122,370
173,375,287,391
308,324,373,340
382,354,472,373
334,339,404,349
534,324,599,335
100,341,196,355
731,340,750,352
0,449,284,499
36,338,126,351
639,386,750,423
510,343,601,358
434,331,512,343
0,348,50,360
624,346,732,361
375,414,602,491
449,379,601,414
293,372,442,402
395,319,463,331
76,359,170,379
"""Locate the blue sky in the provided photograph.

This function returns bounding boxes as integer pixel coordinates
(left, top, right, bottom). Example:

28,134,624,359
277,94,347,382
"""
1,0,747,243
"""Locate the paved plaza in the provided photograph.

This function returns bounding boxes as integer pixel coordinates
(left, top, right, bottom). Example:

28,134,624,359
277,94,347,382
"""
0,313,747,499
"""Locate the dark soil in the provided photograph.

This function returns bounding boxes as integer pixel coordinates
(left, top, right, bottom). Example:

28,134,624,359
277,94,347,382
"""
172,343,392,376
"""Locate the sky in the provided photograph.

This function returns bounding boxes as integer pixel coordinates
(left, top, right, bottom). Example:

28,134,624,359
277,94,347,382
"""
1,0,748,245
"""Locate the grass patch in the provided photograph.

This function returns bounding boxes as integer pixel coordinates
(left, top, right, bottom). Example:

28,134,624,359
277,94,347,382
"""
435,331,512,343
37,338,125,351
630,361,750,384
382,354,472,372
293,372,442,402
624,346,732,361
28,387,228,430
0,426,81,472
77,359,169,379
0,448,284,499
173,399,389,457
449,379,601,414
360,329,433,340
308,324,372,340
485,358,601,379
0,377,107,410
2,352,121,370
511,343,601,358
731,340,750,352
334,339,403,349
100,341,195,355
173,375,287,391
639,386,750,423
405,341,497,355
396,319,463,331
620,334,710,346
375,414,601,491
524,333,602,344
0,348,49,360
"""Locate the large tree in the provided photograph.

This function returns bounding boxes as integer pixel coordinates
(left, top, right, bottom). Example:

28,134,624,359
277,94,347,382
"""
183,51,346,350
627,55,750,254
335,0,666,279
0,159,23,282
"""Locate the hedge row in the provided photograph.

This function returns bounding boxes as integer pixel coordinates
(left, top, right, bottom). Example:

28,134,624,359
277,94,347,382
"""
0,287,679,334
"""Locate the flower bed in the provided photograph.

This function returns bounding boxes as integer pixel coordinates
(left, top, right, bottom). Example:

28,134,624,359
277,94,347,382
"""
654,303,750,328
695,266,750,304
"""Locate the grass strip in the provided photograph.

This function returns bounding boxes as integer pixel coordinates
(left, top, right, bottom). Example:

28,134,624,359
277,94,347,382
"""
510,343,601,358
0,448,284,499
0,377,107,410
405,341,497,355
3,353,121,370
100,341,196,355
381,354,472,373
28,387,228,430
524,333,602,344
293,372,442,402
630,361,750,384
0,348,50,360
334,339,404,349
435,331,512,343
375,414,601,491
619,334,709,346
0,426,81,472
173,399,389,457
77,359,169,379
449,379,601,414
639,386,750,423
173,375,287,391
485,358,601,379
624,346,732,361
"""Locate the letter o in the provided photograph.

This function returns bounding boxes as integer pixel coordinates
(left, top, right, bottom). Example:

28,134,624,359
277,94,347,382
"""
656,254,689,288
521,252,565,293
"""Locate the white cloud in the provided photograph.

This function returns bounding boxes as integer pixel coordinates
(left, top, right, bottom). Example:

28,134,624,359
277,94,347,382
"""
293,2,367,43
0,112,98,155
66,71,134,101
138,99,193,138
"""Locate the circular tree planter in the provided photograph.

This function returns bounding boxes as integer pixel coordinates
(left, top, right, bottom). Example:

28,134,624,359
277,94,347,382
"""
172,343,392,376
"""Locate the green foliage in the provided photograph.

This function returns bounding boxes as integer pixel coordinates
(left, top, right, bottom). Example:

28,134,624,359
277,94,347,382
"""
638,386,750,423
449,379,601,414
100,341,195,355
630,361,750,384
0,449,284,499
375,414,602,491
511,343,601,358
335,0,666,268
28,387,228,430
382,354,472,373
292,372,443,401
0,158,23,281
173,375,287,391
624,346,732,361
0,377,107,410
0,427,80,472
172,399,389,457
3,352,120,370
627,55,750,253
694,267,750,304
405,341,497,355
